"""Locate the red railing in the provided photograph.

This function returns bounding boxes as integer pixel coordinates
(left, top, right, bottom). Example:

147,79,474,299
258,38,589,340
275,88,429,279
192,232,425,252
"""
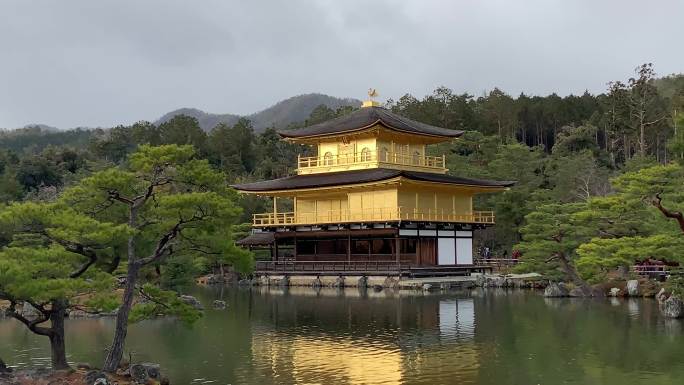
255,260,406,273
632,265,683,276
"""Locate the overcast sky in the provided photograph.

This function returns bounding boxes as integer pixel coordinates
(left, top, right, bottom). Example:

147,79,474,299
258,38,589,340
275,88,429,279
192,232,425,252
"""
1,0,682,129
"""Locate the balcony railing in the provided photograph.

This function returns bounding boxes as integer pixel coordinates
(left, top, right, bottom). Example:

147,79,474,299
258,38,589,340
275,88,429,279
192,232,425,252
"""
252,208,495,227
297,149,446,173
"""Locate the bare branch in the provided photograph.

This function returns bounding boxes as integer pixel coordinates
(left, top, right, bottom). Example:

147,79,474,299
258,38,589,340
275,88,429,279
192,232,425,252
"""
5,301,52,337
108,191,134,205
651,193,684,233
136,286,171,310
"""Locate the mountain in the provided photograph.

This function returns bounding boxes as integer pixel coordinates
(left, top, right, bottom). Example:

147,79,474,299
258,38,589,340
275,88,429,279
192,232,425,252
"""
155,108,241,132
23,124,61,132
155,93,361,132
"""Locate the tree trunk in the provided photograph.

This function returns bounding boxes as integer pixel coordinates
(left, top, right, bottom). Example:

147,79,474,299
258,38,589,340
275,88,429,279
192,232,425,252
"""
49,300,70,370
103,261,140,372
640,124,646,157
557,253,593,296
103,205,141,372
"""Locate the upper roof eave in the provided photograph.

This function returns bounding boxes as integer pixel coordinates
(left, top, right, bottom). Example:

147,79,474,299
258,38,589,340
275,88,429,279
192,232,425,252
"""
276,106,464,140
231,168,515,193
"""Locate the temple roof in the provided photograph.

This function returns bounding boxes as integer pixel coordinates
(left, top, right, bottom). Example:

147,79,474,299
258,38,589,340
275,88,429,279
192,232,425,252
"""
277,106,464,140
232,168,515,192
236,232,275,246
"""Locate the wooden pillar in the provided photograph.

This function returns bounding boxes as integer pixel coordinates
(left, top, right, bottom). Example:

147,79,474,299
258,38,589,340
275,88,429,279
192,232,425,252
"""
395,232,400,265
274,240,279,261
416,232,421,265
347,232,351,263
293,233,298,261
367,237,371,261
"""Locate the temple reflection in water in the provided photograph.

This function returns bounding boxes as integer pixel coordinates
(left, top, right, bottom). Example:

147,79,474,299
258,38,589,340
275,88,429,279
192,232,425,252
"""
248,288,479,384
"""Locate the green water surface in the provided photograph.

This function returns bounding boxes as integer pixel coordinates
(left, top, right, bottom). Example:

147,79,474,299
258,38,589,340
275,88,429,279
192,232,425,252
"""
1,287,682,385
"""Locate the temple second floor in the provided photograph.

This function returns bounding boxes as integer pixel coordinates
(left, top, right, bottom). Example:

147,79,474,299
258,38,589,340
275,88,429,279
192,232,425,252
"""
232,168,515,228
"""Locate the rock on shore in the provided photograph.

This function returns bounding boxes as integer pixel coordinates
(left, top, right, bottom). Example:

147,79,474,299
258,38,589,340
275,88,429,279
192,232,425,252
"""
1,363,170,385
661,295,684,318
544,283,569,297
626,280,639,296
179,295,204,310
475,273,546,289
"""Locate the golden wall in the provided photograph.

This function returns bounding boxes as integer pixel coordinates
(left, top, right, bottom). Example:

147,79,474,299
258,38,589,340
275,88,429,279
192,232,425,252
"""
398,187,473,215
316,125,427,159
292,185,472,223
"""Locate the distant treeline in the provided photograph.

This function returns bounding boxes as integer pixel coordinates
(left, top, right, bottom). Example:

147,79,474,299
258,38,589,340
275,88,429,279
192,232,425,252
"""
388,64,684,165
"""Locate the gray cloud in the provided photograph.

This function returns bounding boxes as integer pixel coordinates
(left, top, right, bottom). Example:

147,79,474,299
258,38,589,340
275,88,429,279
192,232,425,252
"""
1,0,682,128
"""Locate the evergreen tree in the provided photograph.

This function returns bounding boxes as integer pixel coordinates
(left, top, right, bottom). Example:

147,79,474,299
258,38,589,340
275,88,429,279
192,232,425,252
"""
56,144,250,372
0,202,130,369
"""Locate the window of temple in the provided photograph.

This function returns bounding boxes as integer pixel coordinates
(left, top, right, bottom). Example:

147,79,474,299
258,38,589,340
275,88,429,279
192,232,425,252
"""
323,152,333,165
360,147,371,162
413,151,421,165
379,147,389,162
297,240,316,255
371,239,393,254
401,238,417,254
317,240,346,255
351,240,370,255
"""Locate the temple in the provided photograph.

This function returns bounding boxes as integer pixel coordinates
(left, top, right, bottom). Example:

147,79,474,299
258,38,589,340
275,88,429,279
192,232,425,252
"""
233,95,514,277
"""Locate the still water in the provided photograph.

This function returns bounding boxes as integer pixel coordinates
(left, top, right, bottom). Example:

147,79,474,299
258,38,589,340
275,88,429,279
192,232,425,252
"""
1,287,684,385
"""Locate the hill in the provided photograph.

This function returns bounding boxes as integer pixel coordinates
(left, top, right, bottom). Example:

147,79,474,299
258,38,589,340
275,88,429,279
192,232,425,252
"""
155,108,241,132
155,93,361,132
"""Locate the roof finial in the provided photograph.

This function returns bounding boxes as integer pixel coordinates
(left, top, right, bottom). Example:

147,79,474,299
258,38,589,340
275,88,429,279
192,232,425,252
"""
362,88,381,108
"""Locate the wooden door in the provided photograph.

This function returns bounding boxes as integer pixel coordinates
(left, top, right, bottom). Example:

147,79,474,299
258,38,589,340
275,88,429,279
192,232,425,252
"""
418,238,436,265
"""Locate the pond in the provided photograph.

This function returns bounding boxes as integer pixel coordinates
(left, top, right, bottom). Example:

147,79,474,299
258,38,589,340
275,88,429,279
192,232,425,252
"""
1,287,683,385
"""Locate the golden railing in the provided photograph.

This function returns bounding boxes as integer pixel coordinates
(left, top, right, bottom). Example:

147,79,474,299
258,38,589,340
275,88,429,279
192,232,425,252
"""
252,208,495,226
297,150,446,172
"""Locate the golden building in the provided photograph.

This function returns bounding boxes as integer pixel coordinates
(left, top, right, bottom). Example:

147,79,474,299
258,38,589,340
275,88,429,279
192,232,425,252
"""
233,98,513,276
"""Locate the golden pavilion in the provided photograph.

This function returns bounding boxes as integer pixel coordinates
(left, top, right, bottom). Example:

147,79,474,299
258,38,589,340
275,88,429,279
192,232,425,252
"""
233,95,513,277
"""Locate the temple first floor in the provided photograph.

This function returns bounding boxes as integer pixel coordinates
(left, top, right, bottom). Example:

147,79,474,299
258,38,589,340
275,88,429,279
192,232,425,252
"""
238,222,489,277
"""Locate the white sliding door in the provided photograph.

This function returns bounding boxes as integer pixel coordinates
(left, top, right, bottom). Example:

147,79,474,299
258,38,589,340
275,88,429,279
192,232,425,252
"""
456,237,473,265
438,238,455,265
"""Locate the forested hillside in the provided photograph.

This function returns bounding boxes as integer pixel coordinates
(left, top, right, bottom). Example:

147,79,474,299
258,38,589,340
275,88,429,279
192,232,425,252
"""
1,64,683,284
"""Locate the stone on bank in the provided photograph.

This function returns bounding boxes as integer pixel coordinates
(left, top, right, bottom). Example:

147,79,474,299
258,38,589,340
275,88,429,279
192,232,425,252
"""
626,280,639,296
544,283,569,297
662,296,684,318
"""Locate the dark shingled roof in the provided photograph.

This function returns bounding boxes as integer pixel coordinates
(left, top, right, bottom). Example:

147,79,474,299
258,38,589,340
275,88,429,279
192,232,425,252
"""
278,106,464,139
232,168,515,192
236,232,275,246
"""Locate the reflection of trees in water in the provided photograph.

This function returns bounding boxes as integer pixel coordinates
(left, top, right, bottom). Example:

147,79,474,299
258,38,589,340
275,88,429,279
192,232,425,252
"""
476,293,684,385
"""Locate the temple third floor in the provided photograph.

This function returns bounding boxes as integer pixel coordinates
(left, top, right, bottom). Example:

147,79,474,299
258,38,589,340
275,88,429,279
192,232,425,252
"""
277,106,463,175
297,144,447,174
